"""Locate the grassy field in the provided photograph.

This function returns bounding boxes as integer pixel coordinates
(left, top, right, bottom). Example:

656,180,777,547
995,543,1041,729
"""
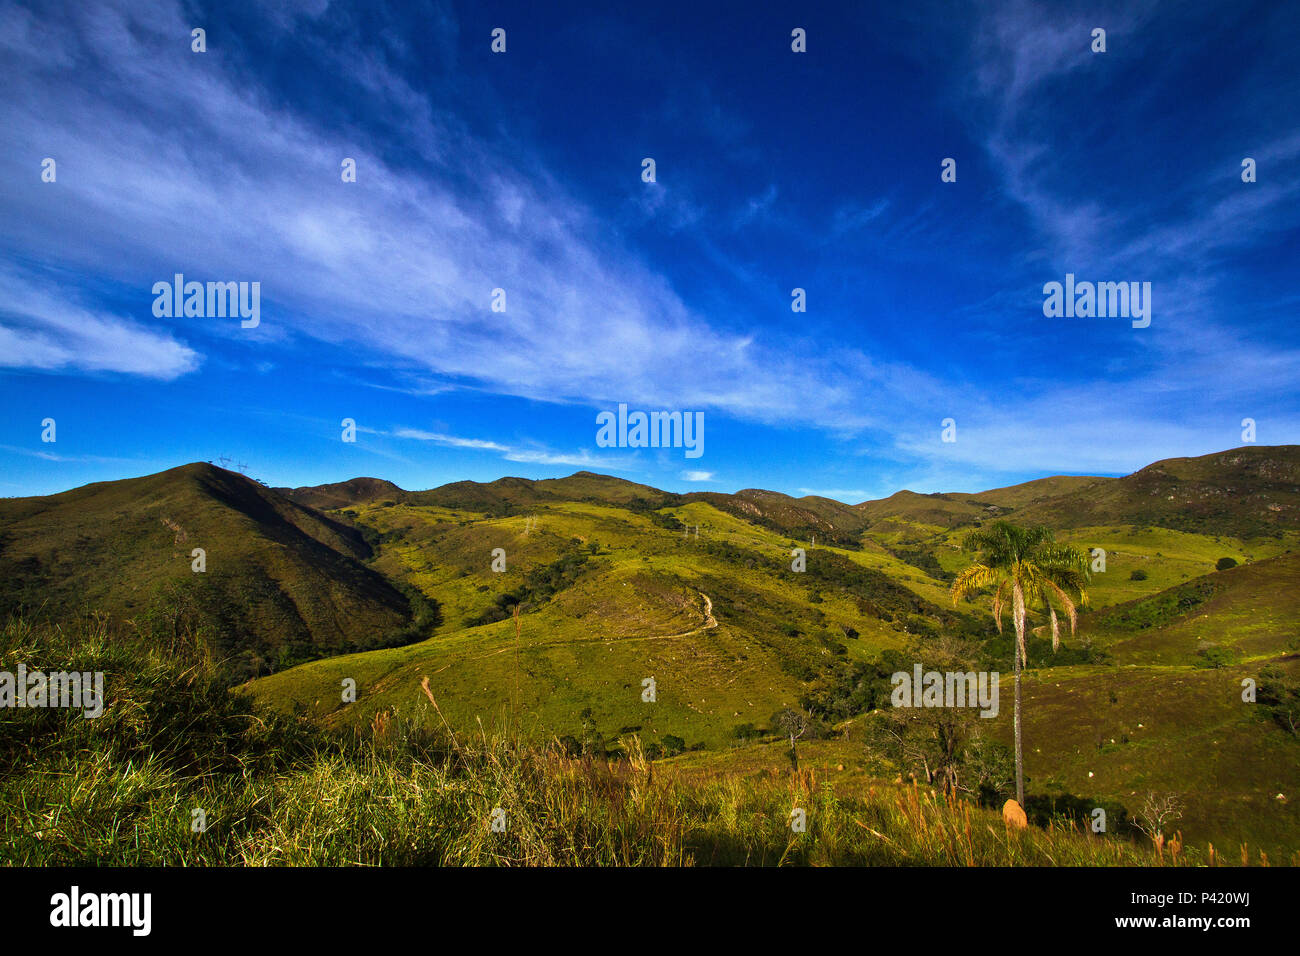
2,615,1238,867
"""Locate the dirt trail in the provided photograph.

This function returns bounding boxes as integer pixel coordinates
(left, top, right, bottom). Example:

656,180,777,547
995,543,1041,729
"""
700,592,716,628
612,589,717,643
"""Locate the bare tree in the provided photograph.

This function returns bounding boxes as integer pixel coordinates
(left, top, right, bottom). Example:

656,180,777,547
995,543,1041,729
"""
775,708,810,770
1135,791,1184,841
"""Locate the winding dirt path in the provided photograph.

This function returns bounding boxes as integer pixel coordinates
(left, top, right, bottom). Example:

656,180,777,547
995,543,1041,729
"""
607,589,717,644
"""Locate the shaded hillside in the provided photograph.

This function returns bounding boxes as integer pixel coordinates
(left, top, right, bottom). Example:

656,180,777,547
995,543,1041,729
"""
275,476,408,511
684,489,869,547
950,475,1109,509
0,463,418,678
1015,446,1300,537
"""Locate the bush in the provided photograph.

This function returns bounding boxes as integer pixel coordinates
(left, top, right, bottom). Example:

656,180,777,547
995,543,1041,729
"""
1215,557,1238,571
1257,666,1300,737
464,553,590,626
1129,569,1148,581
1196,645,1238,669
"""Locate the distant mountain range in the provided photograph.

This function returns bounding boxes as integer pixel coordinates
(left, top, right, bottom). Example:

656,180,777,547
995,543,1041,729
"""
2,444,1295,675
272,444,1300,540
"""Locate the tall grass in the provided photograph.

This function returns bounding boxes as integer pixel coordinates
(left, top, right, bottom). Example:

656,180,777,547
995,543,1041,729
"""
0,615,1256,866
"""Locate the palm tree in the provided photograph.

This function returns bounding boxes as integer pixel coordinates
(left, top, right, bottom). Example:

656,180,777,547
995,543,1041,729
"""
949,521,1089,805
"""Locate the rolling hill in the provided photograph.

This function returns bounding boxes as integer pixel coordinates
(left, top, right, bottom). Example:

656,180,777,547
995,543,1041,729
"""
684,488,870,547
275,476,408,511
1012,446,1300,537
950,475,1110,510
854,490,991,531
403,471,676,514
0,463,419,679
5,445,1299,854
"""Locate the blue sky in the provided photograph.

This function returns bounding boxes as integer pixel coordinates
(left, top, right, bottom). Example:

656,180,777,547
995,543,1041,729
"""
2,0,1298,501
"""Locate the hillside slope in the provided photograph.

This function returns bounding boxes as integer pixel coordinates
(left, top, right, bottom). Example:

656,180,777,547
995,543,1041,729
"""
852,448,1299,542
6,448,1300,855
685,489,870,546
275,476,408,511
0,463,416,678
1014,446,1300,537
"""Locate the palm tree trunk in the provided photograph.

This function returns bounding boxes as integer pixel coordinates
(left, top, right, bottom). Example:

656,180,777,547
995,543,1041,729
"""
1013,583,1026,806
1013,639,1024,806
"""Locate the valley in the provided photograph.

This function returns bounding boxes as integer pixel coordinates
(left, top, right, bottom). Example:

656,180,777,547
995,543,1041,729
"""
3,445,1298,860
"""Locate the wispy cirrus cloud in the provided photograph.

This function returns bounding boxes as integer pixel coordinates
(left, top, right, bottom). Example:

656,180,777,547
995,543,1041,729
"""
0,443,139,465
2,0,1296,501
964,1,1298,283
0,262,199,379
0,0,921,433
504,448,631,469
390,428,510,452
388,426,630,471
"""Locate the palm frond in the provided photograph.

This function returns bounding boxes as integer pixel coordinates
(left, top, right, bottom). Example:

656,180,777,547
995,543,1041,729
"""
949,564,1001,604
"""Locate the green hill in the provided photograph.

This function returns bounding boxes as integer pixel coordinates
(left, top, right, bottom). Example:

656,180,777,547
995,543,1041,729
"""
0,463,419,679
685,488,870,547
243,488,978,751
6,446,1300,857
950,475,1110,510
853,448,1299,541
1014,446,1300,538
275,476,408,511
1086,552,1300,666
975,551,1300,850
405,471,674,515
855,490,991,531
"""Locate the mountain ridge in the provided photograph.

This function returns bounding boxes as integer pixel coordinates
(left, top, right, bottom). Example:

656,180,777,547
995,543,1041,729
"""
0,462,419,679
